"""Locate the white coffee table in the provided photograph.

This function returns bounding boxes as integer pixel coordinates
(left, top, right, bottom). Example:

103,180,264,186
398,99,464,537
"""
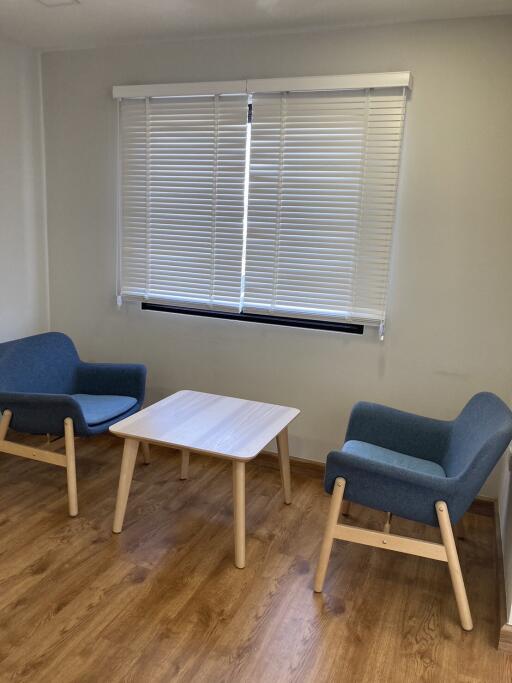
110,390,300,568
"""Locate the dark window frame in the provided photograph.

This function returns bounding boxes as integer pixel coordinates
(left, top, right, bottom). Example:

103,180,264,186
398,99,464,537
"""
141,302,364,334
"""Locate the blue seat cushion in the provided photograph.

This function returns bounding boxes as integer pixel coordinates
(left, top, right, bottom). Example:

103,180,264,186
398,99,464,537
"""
325,440,449,526
72,394,137,426
343,440,446,478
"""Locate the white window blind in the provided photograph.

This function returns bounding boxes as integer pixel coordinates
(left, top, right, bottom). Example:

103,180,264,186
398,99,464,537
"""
116,75,409,332
244,88,407,327
118,94,248,310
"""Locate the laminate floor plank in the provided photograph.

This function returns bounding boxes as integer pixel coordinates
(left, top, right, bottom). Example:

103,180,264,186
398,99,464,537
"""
0,435,509,682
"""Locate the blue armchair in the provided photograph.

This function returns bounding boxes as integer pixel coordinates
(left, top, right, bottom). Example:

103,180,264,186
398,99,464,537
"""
314,393,512,631
0,332,146,516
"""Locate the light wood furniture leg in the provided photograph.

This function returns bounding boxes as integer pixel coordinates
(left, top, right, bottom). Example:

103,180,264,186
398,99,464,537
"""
112,438,140,533
64,418,78,517
276,428,292,504
141,441,151,465
314,484,472,630
384,512,392,534
233,460,246,569
1,410,75,517
0,409,12,440
436,501,473,631
180,448,190,480
342,500,351,516
314,477,345,592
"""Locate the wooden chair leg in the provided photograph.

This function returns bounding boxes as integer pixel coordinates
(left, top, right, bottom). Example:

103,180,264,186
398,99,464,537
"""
180,449,190,480
436,501,473,631
141,442,151,465
112,438,140,533
314,477,346,592
64,418,78,517
276,428,292,504
342,500,351,516
0,409,12,440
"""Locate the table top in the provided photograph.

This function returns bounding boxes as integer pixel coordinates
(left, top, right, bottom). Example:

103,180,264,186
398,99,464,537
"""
109,390,300,460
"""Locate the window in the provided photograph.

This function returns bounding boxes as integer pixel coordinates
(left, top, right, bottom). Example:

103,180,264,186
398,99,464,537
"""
115,73,410,333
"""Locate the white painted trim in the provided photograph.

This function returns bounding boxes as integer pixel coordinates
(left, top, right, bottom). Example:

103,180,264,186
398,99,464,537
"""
37,49,51,332
247,71,412,93
497,445,512,625
114,98,122,306
113,72,412,99
113,80,246,99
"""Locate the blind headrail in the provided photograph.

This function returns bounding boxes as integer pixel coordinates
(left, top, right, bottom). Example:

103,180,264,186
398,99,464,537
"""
112,71,412,99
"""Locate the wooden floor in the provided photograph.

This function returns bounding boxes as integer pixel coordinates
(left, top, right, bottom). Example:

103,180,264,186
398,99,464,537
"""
0,434,510,682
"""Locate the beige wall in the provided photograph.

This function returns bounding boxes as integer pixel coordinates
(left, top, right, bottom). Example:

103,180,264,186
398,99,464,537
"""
0,40,48,342
41,17,512,497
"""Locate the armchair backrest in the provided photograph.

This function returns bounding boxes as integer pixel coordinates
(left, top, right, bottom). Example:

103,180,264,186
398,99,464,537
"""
0,332,80,394
443,392,512,479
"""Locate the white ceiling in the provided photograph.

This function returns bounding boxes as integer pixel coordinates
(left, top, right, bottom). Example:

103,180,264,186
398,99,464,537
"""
0,0,511,51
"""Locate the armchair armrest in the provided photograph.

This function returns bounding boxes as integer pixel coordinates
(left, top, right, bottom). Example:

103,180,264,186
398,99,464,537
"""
345,401,451,464
74,362,146,402
0,393,88,436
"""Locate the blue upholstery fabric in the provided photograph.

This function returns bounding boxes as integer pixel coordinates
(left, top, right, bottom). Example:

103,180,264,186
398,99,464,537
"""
343,441,446,478
0,332,79,394
72,394,137,426
325,393,512,526
0,332,146,436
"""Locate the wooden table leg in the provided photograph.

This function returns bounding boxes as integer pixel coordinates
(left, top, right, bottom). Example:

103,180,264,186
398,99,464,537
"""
112,438,139,533
180,448,190,480
276,427,292,504
233,460,246,568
